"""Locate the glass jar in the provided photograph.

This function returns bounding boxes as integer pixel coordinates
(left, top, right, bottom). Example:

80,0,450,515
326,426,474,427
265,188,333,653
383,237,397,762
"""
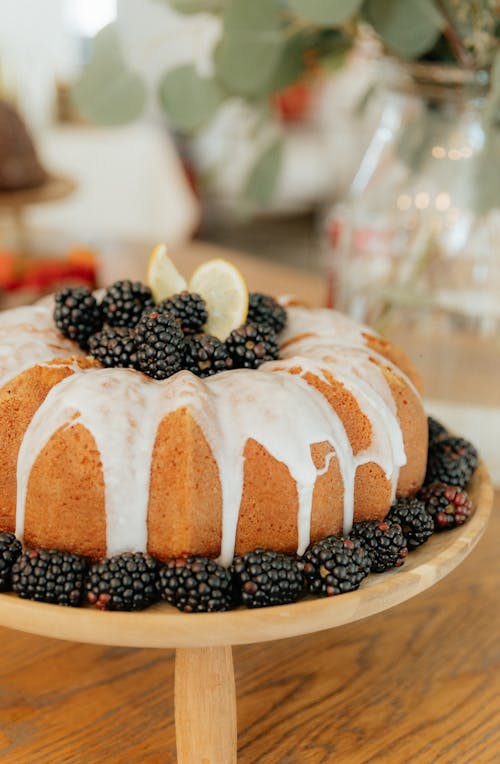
324,61,500,481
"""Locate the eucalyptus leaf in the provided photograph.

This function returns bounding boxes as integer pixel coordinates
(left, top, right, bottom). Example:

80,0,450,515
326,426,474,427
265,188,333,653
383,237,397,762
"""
165,0,226,13
362,0,443,59
215,0,285,97
71,24,146,126
266,32,312,93
321,39,353,71
268,28,352,92
287,0,363,27
158,65,225,132
244,138,284,204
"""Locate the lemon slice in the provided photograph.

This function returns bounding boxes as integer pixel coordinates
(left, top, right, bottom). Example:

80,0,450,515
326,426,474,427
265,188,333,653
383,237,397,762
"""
188,258,248,340
146,243,187,302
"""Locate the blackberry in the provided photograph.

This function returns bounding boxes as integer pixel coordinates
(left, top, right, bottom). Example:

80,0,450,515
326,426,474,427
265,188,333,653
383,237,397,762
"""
425,436,478,489
387,496,434,549
86,552,159,611
184,333,233,378
88,326,138,369
300,536,371,597
231,549,303,608
158,556,232,613
134,311,185,380
157,291,207,335
54,287,101,348
247,293,287,334
225,322,279,369
418,482,473,530
100,280,154,328
428,416,449,445
349,519,408,572
12,548,86,606
0,532,22,591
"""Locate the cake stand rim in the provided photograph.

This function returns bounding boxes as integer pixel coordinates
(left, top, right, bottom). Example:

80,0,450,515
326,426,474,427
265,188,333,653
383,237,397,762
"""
0,463,493,649
0,174,76,207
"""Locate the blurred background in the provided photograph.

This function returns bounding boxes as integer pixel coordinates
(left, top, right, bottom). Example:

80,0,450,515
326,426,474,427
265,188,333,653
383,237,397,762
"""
0,0,379,278
0,0,499,478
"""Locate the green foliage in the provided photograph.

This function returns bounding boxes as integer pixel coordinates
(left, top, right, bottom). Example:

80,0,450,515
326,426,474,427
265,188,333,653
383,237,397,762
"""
158,65,225,132
72,0,500,210
71,24,147,126
166,0,227,12
287,0,363,26
362,0,444,58
215,0,285,97
266,32,312,93
244,139,284,204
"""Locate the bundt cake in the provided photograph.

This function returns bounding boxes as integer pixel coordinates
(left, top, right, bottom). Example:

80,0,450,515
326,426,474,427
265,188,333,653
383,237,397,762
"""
0,291,428,566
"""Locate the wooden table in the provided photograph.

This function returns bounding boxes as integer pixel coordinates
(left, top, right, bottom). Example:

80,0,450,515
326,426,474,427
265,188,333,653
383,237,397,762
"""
0,244,498,763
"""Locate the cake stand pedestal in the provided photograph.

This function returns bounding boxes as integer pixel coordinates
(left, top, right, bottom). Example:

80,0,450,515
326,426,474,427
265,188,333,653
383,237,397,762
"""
0,174,75,250
0,465,493,763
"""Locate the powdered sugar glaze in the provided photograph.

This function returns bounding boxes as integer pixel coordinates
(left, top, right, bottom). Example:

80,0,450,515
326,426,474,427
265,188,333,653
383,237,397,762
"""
0,305,81,389
6,303,419,566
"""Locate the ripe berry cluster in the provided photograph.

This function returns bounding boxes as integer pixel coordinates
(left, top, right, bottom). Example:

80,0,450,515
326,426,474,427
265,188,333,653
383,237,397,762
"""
0,418,478,612
54,283,287,380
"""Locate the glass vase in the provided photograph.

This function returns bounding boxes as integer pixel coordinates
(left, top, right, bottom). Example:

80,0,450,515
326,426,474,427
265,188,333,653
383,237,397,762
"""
324,61,500,482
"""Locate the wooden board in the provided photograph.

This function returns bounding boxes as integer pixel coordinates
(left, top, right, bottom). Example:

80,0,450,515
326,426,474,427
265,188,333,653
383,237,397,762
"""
0,464,492,650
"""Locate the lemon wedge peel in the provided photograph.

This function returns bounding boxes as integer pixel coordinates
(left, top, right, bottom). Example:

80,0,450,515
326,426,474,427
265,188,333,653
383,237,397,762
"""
146,243,187,303
188,258,249,341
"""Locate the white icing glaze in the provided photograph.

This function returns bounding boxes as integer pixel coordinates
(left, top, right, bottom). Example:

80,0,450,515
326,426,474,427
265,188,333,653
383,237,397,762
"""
5,301,423,565
201,369,354,563
0,305,83,389
268,353,406,522
16,369,216,556
281,306,378,345
281,307,420,400
0,304,54,329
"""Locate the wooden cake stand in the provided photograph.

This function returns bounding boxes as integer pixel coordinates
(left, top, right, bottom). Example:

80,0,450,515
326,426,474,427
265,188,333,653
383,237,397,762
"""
0,175,76,209
0,174,76,249
0,464,493,763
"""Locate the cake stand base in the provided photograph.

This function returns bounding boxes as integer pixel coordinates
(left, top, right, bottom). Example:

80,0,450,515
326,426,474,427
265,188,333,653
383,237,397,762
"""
176,646,237,764
0,464,493,762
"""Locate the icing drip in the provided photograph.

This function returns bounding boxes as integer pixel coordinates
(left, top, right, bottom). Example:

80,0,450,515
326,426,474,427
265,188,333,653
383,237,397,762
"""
268,354,406,526
7,302,421,566
16,369,216,556
0,305,80,389
281,307,420,400
281,306,378,346
201,370,354,564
